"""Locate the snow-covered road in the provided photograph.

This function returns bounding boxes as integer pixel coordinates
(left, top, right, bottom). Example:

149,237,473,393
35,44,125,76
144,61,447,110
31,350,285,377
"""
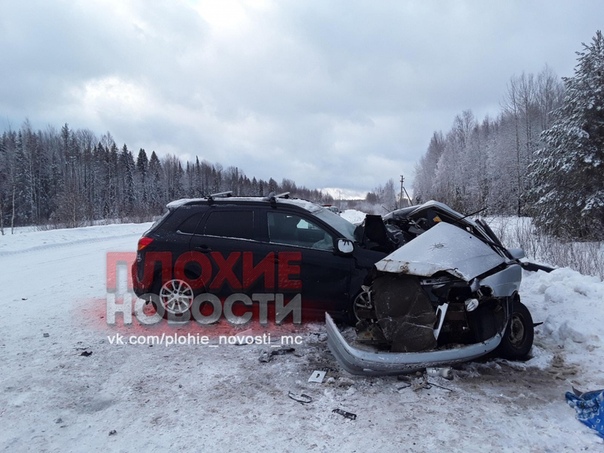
1,222,603,452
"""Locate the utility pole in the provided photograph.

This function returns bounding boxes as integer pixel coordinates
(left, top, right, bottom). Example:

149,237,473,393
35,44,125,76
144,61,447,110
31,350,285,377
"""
399,175,404,209
400,174,411,207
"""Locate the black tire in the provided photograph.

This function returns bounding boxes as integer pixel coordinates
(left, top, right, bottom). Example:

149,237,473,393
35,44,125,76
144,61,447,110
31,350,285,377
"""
496,300,534,360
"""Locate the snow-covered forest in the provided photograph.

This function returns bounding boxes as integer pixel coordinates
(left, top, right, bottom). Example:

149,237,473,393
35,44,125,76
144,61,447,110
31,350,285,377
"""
0,124,334,231
413,31,604,241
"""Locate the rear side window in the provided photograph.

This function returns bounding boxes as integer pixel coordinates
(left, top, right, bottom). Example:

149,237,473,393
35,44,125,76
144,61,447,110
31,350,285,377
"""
203,210,255,240
143,209,171,235
177,212,205,234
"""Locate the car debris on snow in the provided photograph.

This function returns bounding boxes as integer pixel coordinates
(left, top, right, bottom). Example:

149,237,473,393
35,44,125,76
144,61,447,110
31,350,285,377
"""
259,347,296,362
287,392,313,404
332,409,357,420
308,370,327,383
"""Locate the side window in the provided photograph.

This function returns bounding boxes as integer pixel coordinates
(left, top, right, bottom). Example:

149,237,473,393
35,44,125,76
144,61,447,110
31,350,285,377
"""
202,210,255,240
177,212,205,234
267,212,333,251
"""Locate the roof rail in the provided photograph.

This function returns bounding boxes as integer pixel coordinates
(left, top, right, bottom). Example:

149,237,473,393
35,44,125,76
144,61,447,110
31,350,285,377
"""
264,191,290,204
207,191,233,203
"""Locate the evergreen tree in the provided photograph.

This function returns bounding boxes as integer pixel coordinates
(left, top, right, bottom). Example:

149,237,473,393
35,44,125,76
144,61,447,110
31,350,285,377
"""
120,145,136,217
194,157,203,195
529,30,604,239
135,148,149,212
105,143,119,218
268,178,277,193
14,131,34,224
148,151,163,213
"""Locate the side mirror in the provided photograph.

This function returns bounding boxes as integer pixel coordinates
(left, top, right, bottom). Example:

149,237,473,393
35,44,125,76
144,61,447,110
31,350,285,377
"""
507,247,525,260
335,238,354,256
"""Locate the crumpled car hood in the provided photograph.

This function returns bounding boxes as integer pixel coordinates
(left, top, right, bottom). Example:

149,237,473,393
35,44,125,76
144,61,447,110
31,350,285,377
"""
374,221,506,281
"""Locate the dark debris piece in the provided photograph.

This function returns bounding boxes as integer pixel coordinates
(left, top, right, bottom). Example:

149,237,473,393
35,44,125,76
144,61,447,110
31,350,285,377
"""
259,347,295,363
288,392,313,404
332,409,357,420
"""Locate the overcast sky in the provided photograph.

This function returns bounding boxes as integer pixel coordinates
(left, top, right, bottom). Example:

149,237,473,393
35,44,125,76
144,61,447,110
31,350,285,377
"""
1,1,602,198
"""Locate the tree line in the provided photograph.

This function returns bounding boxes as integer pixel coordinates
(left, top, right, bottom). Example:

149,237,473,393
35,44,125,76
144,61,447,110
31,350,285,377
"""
413,31,604,240
0,123,333,231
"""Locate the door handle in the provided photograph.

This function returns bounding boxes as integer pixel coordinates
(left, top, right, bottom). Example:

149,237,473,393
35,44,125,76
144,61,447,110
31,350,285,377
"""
193,244,212,253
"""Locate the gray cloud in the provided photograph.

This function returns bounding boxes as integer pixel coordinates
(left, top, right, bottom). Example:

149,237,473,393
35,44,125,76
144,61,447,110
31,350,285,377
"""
1,0,602,196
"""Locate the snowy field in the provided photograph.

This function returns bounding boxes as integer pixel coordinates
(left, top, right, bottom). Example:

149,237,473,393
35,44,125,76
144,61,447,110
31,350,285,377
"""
1,217,604,452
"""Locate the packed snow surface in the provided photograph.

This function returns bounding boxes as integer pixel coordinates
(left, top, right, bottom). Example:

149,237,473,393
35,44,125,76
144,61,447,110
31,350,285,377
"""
1,221,603,452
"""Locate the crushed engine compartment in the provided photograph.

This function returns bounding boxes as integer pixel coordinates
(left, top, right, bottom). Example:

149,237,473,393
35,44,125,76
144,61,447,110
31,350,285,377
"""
328,200,535,375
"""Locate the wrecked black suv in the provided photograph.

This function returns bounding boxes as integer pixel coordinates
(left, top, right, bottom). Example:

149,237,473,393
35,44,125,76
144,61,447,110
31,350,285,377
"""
131,192,388,323
132,193,536,374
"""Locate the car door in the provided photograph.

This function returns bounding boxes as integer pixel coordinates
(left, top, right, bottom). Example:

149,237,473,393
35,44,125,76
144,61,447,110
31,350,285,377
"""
262,208,355,321
186,207,265,292
186,207,279,323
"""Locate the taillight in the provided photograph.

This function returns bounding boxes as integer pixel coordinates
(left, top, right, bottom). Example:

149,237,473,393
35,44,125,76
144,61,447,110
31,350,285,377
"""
137,237,154,251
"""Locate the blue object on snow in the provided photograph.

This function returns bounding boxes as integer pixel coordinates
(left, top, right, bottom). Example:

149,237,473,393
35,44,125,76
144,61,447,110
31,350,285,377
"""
566,388,604,438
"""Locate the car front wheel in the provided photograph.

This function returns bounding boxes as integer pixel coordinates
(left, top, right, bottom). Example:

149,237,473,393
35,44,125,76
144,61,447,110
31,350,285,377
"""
351,287,374,323
496,300,534,360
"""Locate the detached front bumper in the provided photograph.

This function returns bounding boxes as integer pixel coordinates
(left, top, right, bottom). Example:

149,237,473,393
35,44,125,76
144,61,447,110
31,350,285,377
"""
326,313,502,376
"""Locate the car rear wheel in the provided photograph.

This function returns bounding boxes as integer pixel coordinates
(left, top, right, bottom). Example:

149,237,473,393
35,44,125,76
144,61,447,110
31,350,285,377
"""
497,300,534,360
158,279,194,316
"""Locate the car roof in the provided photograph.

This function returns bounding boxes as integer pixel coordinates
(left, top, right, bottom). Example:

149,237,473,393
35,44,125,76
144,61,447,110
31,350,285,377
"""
166,193,323,214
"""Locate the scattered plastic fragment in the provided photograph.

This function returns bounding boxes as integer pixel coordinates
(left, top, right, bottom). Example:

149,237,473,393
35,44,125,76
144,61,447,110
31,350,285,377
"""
308,370,326,383
258,351,272,363
426,367,453,380
396,374,453,392
332,409,356,420
288,392,312,404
